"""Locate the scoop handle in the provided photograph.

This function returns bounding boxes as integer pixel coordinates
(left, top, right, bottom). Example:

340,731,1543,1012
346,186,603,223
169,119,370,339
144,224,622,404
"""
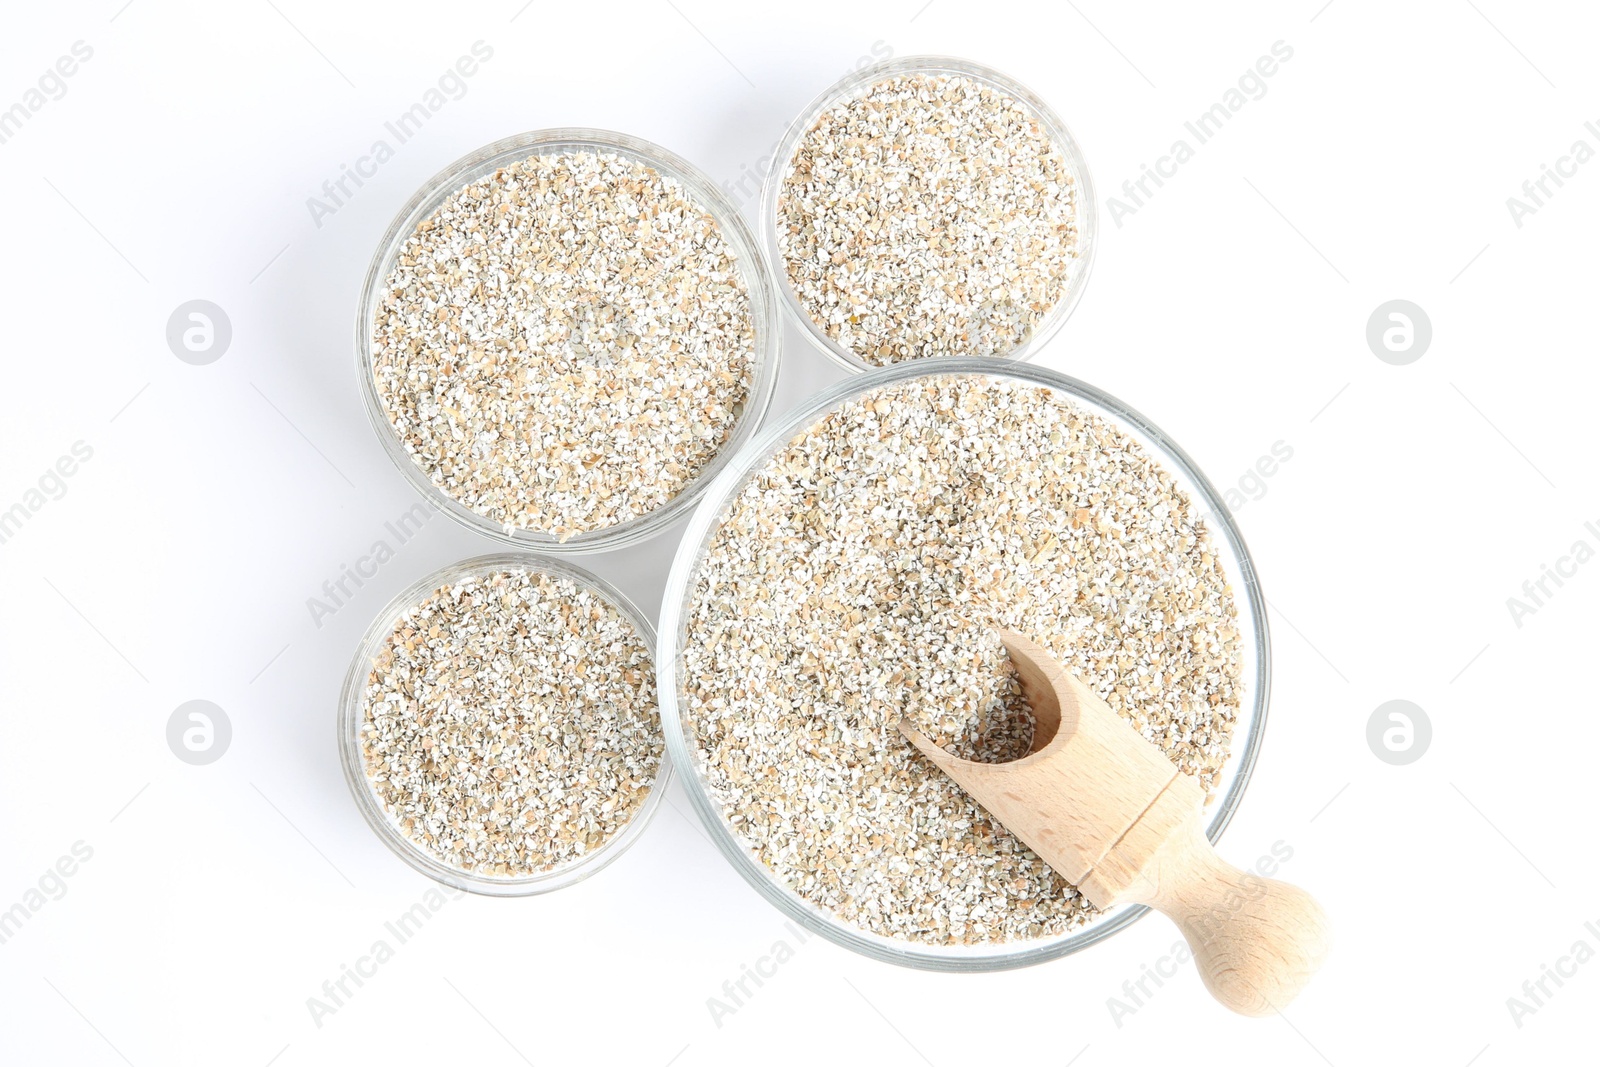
1122,816,1330,1016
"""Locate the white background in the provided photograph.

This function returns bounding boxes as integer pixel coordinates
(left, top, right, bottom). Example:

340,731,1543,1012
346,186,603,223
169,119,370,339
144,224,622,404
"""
1,1,1595,1063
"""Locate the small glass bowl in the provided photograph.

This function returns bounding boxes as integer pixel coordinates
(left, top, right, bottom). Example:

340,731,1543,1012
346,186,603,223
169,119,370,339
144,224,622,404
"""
657,359,1269,970
356,128,782,553
761,56,1099,374
338,552,671,896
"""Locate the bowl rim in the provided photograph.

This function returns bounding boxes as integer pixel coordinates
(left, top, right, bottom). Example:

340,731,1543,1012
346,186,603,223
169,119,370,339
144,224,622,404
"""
337,550,673,896
355,126,782,553
759,55,1100,374
655,358,1271,970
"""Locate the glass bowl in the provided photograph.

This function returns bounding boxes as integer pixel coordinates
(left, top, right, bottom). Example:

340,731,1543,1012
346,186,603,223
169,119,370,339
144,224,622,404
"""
356,128,781,553
656,359,1269,970
338,552,671,896
761,56,1098,374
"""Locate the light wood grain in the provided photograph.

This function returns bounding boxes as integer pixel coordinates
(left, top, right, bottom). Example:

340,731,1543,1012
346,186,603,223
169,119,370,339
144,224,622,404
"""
900,630,1328,1015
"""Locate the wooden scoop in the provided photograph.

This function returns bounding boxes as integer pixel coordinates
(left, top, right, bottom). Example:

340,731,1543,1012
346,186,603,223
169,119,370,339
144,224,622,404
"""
899,630,1328,1016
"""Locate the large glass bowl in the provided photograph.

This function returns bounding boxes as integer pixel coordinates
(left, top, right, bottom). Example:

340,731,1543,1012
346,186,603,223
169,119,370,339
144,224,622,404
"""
357,128,781,553
761,56,1098,374
656,359,1269,970
338,552,671,896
